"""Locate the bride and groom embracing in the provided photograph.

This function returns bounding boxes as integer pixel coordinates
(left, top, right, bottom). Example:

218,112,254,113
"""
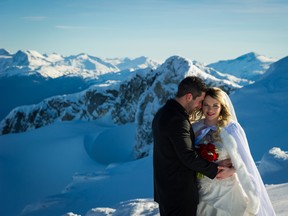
152,76,275,216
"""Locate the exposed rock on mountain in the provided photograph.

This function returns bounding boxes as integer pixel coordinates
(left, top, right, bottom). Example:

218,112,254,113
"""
0,68,155,135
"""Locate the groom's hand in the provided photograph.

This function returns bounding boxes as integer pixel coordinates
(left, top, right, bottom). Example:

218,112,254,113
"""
216,166,235,179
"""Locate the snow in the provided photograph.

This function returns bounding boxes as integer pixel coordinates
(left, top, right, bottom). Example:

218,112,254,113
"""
266,183,288,216
0,121,154,216
0,119,287,216
269,148,288,160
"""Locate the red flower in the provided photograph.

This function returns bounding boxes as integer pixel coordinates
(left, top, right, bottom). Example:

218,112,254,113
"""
197,143,218,162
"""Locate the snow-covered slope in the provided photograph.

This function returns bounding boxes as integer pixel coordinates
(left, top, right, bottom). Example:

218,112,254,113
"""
258,147,288,184
231,56,288,160
207,52,277,82
0,120,287,216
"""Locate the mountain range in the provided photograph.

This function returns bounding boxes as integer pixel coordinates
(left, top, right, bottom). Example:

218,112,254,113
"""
0,48,284,159
0,49,274,125
0,49,159,121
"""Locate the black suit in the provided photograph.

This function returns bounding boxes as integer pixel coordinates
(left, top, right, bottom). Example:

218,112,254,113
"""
152,99,218,216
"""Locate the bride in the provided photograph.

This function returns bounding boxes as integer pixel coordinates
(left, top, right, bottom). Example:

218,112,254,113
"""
192,87,276,216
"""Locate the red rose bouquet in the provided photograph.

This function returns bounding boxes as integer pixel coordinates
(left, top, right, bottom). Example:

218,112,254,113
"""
197,143,219,179
197,143,219,162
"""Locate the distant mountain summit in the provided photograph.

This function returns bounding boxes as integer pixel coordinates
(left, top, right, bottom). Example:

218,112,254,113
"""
105,56,160,71
207,52,277,82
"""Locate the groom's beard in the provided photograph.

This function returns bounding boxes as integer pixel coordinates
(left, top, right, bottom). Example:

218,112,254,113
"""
186,102,195,116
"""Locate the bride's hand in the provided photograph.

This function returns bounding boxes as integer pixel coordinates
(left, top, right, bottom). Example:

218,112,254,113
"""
216,166,235,179
218,159,233,167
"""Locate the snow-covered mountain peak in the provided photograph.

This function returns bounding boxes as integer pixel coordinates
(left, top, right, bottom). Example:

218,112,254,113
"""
44,53,64,62
158,55,190,74
236,52,260,61
236,52,277,63
26,50,46,59
207,52,277,81
152,55,209,86
0,48,11,56
13,50,29,65
75,53,90,59
106,56,160,71
12,49,50,68
63,53,119,73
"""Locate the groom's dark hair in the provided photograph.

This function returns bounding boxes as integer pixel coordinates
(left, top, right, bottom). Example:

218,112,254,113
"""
176,76,207,99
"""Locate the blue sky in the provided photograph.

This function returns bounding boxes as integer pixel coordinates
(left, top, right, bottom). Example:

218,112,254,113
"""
0,0,287,63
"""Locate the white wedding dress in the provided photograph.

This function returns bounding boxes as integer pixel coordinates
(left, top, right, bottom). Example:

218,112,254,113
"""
195,129,247,215
192,119,276,216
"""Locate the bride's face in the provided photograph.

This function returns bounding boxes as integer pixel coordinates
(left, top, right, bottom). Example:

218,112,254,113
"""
202,96,222,123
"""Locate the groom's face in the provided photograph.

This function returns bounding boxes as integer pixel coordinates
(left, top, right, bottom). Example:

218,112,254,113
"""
186,92,205,115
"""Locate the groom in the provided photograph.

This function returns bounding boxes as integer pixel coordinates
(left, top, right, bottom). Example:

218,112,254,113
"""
152,76,234,216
